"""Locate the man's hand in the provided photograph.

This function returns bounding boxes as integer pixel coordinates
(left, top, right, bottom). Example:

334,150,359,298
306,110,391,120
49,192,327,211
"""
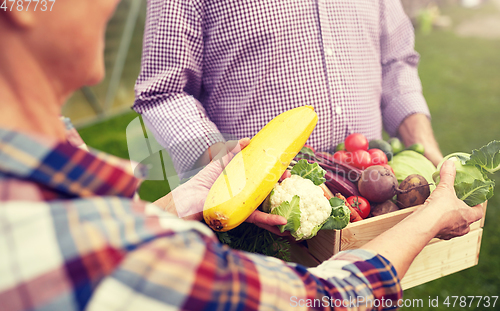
398,113,443,166
245,211,288,236
155,138,287,232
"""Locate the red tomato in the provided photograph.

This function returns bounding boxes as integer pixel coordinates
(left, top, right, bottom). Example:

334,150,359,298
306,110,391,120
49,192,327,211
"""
368,148,388,165
279,170,291,182
351,149,371,169
344,133,369,152
344,152,353,166
382,164,395,175
346,196,371,219
333,150,350,163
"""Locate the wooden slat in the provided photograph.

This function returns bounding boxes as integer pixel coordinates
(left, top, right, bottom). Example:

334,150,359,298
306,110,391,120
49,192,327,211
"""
290,202,488,289
401,228,483,289
288,240,321,267
306,229,341,261
319,201,487,254
339,207,417,252
480,201,488,228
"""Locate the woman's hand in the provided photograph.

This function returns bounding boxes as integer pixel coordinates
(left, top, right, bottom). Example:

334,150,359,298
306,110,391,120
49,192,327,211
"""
361,159,485,279
156,138,287,232
423,160,484,240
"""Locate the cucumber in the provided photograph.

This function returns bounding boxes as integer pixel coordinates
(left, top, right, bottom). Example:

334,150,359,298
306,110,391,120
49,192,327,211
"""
335,142,345,151
387,137,405,156
407,143,425,155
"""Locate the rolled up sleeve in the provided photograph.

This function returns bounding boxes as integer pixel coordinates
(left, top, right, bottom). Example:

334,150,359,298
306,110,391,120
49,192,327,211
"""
379,0,430,137
133,0,225,176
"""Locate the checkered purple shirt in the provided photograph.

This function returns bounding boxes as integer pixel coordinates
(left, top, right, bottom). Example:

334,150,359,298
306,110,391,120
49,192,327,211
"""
134,0,430,175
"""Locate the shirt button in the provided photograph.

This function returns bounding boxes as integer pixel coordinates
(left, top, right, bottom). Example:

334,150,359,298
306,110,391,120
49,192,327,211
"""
325,48,334,56
335,106,342,115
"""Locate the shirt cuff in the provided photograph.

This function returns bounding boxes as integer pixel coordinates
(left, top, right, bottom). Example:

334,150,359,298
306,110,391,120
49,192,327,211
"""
309,249,403,309
382,92,430,137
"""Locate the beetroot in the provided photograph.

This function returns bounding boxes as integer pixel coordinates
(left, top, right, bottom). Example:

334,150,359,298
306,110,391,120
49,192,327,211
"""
357,165,399,203
397,174,430,208
370,200,399,217
358,166,432,206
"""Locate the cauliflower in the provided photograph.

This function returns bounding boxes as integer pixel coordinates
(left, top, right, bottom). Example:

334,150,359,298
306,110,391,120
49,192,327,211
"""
270,174,332,239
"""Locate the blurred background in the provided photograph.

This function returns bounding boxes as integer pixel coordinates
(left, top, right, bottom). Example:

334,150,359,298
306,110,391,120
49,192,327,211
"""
62,0,146,125
75,1,500,309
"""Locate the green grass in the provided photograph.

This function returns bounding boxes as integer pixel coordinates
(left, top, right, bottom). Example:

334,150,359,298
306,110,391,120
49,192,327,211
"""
78,112,172,202
78,4,500,309
78,112,137,159
416,32,500,155
400,7,500,309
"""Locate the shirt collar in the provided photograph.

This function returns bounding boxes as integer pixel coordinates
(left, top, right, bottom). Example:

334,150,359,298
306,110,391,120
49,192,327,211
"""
0,128,145,199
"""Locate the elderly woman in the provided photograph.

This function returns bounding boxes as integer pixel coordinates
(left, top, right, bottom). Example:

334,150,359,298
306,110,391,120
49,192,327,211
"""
0,2,483,311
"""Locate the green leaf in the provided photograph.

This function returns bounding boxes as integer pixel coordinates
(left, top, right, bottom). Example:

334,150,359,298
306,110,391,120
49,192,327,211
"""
328,197,345,208
271,195,301,233
322,198,350,230
467,140,500,174
456,179,495,207
295,146,316,160
215,223,291,261
216,232,231,244
436,141,500,207
290,159,326,186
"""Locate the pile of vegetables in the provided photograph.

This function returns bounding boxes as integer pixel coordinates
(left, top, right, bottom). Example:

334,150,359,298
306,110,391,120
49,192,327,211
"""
307,134,435,218
264,160,350,240
213,133,434,258
203,106,318,232
209,122,498,260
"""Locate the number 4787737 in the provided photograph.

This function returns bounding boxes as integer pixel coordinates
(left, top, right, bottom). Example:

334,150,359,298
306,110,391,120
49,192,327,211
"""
1,0,56,12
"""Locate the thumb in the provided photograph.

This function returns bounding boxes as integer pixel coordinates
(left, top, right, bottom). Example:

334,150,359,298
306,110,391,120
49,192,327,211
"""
223,140,242,155
438,159,457,189
238,137,251,150
212,138,251,166
225,137,250,154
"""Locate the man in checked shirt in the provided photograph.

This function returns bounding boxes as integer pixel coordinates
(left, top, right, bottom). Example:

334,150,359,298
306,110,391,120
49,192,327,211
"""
0,1,484,310
134,0,444,178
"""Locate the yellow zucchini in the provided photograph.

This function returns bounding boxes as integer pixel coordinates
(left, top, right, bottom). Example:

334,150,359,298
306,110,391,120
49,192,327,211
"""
203,106,318,231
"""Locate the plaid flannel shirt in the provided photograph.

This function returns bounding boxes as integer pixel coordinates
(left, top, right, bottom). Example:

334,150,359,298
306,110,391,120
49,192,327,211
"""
0,127,402,310
134,0,430,176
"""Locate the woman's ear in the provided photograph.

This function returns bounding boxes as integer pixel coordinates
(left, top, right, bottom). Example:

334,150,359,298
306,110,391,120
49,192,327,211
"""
1,9,36,30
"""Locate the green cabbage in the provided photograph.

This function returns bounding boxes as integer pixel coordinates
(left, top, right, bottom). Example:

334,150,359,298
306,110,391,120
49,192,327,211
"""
433,141,500,207
389,150,437,192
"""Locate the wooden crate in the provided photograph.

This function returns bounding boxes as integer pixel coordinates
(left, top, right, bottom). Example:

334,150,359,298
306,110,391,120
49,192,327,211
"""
290,203,487,290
